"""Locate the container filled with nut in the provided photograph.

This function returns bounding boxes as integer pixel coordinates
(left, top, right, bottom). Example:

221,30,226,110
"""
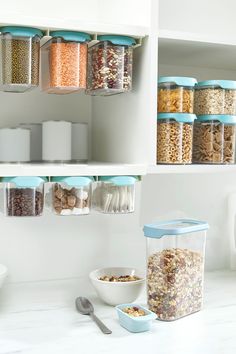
50,176,93,216
92,176,138,214
86,35,135,96
2,176,46,217
0,26,42,92
193,114,236,164
143,219,209,321
157,113,196,164
41,31,91,94
194,80,236,115
158,76,197,113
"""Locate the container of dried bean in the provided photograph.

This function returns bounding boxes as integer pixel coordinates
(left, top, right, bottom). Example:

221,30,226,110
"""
143,219,209,321
50,176,93,216
157,113,196,164
92,176,138,213
158,76,197,113
193,114,236,164
0,26,42,92
2,176,46,217
41,31,91,94
194,80,236,115
86,35,135,96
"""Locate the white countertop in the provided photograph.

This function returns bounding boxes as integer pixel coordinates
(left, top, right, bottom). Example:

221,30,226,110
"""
0,271,235,354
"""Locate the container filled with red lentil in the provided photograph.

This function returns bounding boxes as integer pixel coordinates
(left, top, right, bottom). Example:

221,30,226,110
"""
41,31,91,94
86,35,136,96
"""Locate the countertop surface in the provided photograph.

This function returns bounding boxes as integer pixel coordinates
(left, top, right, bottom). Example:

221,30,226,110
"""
0,271,235,354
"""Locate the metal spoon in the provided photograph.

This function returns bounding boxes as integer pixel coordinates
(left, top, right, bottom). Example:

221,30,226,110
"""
75,297,112,334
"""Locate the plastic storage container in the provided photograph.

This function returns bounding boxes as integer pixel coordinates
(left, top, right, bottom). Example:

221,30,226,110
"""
71,123,88,162
158,77,197,113
93,176,137,213
193,115,236,164
19,123,42,162
143,219,209,321
194,80,236,115
2,177,46,217
41,31,90,94
157,113,196,164
0,128,30,163
0,26,42,92
51,176,93,216
86,35,136,96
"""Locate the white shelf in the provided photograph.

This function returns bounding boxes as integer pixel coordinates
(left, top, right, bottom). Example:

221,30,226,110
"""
148,164,236,174
0,162,147,177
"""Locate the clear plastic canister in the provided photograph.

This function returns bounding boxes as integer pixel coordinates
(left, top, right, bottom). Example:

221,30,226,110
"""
92,176,138,213
86,35,135,96
157,113,196,164
41,31,90,94
143,219,209,321
194,80,236,115
158,77,197,113
2,176,46,217
0,26,42,92
50,176,93,216
193,115,236,164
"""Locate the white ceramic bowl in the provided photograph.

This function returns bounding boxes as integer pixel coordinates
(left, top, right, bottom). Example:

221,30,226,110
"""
0,264,8,288
89,267,145,306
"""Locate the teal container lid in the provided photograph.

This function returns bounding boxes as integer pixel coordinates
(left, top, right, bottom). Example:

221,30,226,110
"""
158,76,197,87
0,26,43,38
143,219,209,239
97,35,136,46
157,113,196,123
50,31,91,42
197,114,236,124
99,176,138,186
2,176,47,188
52,176,94,187
196,80,236,90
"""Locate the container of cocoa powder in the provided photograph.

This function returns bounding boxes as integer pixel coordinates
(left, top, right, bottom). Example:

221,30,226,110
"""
2,176,46,217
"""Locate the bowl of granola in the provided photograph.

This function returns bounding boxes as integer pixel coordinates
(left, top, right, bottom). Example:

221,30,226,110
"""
89,267,145,306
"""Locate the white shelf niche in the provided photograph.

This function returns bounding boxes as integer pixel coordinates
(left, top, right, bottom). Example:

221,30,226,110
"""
148,164,236,174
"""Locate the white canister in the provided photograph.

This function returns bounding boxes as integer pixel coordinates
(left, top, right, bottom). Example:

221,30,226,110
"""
20,123,42,162
0,128,30,162
42,121,72,162
72,123,88,162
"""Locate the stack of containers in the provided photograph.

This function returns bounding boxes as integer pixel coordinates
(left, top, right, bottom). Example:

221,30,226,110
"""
157,77,197,164
193,80,236,164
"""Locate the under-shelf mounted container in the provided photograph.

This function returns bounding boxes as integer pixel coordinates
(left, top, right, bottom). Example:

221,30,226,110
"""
0,26,43,92
2,176,46,217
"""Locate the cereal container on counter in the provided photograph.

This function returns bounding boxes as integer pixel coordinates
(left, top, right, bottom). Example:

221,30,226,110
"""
93,176,138,213
86,35,135,96
158,77,197,113
143,219,209,321
51,176,93,216
41,31,91,94
193,114,236,164
2,177,46,217
157,113,196,164
0,26,42,92
194,80,236,115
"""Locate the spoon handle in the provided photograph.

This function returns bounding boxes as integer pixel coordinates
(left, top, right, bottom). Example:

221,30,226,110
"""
90,313,112,334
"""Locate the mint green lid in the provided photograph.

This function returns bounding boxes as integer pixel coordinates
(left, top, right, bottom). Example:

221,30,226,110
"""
157,113,196,123
158,76,197,87
52,176,94,187
2,176,47,187
0,26,43,38
196,80,236,90
97,35,136,46
99,176,138,186
197,114,236,124
50,31,91,42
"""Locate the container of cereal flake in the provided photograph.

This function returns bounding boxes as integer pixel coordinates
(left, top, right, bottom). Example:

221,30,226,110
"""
2,177,46,217
143,219,209,321
158,76,197,113
51,176,93,216
0,26,43,92
86,35,136,96
41,31,91,94
92,176,138,213
157,113,196,164
194,80,236,115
